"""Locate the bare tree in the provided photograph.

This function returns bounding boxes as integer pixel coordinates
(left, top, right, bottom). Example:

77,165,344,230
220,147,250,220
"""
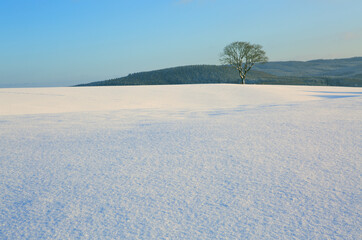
220,41,268,84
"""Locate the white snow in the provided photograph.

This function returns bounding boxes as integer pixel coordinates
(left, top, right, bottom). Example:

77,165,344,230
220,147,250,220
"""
0,84,361,239
0,84,330,116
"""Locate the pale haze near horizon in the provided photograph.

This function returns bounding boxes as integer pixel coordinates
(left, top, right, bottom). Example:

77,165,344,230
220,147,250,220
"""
0,0,361,87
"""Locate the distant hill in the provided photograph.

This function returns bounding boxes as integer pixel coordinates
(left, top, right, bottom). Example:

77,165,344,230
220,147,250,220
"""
76,57,362,87
252,57,362,78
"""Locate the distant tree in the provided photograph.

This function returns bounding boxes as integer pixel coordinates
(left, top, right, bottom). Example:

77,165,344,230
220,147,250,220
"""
220,41,268,84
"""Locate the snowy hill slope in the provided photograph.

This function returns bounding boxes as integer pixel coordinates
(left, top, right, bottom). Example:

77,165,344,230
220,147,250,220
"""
0,84,361,239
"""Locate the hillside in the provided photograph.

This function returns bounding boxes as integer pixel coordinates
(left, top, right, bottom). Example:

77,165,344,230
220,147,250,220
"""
252,57,362,78
76,57,362,87
76,65,275,86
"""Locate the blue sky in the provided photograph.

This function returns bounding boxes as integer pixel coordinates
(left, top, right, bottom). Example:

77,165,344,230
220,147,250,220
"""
1,0,361,87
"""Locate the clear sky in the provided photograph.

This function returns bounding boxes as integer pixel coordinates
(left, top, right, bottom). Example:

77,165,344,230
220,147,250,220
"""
1,0,361,87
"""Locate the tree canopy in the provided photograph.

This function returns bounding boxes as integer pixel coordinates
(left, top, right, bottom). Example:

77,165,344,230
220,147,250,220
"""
220,41,268,84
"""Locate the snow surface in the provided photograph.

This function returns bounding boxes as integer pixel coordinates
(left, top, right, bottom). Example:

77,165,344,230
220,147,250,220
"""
0,84,361,239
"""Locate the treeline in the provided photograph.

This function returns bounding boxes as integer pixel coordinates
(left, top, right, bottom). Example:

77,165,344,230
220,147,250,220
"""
76,59,362,87
76,65,270,86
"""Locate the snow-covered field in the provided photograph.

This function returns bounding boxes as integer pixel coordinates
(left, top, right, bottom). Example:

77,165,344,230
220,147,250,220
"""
0,84,361,239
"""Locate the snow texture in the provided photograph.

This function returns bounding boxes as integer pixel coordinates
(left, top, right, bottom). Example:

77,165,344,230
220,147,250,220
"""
0,84,361,239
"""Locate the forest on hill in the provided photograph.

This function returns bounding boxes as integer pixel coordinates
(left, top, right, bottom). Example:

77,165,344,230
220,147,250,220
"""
76,57,362,87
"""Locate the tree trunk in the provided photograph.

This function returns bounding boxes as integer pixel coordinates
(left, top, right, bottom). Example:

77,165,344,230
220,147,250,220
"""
239,72,245,84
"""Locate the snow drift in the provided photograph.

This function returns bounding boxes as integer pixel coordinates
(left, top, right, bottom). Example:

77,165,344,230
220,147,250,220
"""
0,84,361,239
